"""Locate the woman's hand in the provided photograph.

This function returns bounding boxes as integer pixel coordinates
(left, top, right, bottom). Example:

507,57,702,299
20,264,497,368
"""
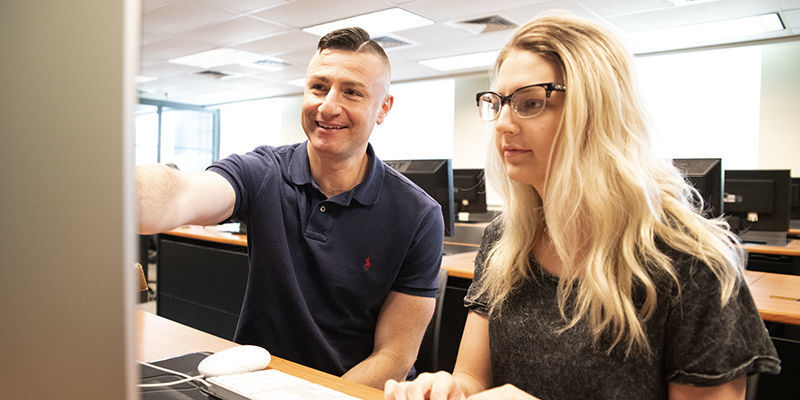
384,371,467,400
467,384,540,400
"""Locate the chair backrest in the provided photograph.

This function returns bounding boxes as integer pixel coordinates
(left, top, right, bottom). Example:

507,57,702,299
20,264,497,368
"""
415,268,449,374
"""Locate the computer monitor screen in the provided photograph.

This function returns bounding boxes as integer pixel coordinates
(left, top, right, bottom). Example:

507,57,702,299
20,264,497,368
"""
453,169,487,217
672,158,723,218
723,169,791,245
384,159,455,237
791,177,800,228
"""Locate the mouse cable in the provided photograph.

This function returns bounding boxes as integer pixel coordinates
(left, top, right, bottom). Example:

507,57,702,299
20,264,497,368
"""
137,360,209,388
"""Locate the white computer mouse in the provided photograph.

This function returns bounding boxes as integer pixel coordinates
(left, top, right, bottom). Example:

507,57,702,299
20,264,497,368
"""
197,345,271,377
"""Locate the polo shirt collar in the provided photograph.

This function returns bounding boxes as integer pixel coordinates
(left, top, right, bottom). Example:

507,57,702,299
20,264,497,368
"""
288,141,383,206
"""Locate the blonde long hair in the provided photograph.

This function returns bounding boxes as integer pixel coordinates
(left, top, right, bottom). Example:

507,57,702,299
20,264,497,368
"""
480,14,743,355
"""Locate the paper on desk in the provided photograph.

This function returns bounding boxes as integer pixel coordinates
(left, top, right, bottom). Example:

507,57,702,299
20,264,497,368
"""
205,222,241,233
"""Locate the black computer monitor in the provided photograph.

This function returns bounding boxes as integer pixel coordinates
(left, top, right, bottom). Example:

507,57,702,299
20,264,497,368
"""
384,159,455,237
791,177,800,229
672,158,723,218
453,169,487,220
723,169,791,246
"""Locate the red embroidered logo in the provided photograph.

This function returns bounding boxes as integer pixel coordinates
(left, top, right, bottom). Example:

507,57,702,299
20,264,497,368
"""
363,257,372,271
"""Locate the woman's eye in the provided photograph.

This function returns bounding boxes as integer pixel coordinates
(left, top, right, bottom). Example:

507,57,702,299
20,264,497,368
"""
520,99,544,110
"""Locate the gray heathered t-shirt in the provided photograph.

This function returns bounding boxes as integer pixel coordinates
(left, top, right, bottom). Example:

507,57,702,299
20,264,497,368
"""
464,220,780,400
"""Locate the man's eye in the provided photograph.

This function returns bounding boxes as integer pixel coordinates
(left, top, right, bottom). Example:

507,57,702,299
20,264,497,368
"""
345,89,362,97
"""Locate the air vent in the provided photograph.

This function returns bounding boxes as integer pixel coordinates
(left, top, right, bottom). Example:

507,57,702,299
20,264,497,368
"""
196,70,232,79
240,56,288,72
251,58,286,67
373,35,413,49
454,15,517,34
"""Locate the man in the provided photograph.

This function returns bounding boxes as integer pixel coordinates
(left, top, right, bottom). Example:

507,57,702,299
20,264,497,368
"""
136,28,442,389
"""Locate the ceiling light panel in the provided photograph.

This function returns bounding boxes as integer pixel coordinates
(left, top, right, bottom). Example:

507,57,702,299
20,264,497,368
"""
169,48,286,70
418,50,499,72
302,7,434,37
629,13,785,52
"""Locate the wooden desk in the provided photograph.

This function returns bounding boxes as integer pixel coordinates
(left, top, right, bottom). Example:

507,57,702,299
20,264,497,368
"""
137,310,383,399
440,250,479,279
741,239,800,276
745,271,800,325
165,225,248,247
440,251,800,325
741,239,800,257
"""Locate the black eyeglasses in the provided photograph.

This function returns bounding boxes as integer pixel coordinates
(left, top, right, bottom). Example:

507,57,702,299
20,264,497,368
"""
475,82,566,122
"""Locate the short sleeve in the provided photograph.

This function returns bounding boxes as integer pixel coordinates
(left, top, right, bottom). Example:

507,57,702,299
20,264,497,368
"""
464,219,503,315
389,203,444,298
664,261,781,386
207,146,281,221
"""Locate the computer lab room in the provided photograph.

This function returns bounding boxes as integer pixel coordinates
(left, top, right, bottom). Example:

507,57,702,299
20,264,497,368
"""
3,0,800,399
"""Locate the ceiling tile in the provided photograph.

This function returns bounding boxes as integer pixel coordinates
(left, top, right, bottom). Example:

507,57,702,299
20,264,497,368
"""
141,37,216,65
142,0,173,12
141,30,169,46
271,47,319,65
140,62,201,78
391,28,513,60
402,0,550,23
233,30,320,56
781,9,800,29
574,0,672,17
199,0,289,13
778,0,800,10
143,0,240,35
182,16,288,46
391,24,475,46
137,0,800,105
251,0,392,28
607,0,779,33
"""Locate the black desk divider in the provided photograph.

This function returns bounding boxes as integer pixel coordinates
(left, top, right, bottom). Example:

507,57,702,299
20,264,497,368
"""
139,351,216,399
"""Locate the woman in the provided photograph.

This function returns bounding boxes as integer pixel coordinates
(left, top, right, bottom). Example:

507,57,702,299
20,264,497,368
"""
385,13,779,400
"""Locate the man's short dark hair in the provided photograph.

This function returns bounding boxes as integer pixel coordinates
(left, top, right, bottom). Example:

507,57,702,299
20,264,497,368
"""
317,27,390,68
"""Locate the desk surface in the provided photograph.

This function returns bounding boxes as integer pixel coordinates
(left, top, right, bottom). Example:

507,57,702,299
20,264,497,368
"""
440,251,800,325
164,225,247,247
168,225,800,257
745,271,800,325
740,238,800,257
136,310,383,399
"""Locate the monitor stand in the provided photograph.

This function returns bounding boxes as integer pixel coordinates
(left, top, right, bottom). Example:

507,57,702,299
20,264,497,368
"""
740,230,789,247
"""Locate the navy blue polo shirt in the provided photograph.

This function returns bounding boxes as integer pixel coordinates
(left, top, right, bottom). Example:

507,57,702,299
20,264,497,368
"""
207,142,443,376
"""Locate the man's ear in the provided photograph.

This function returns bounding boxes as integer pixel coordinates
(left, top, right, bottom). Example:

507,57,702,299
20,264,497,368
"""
375,94,394,125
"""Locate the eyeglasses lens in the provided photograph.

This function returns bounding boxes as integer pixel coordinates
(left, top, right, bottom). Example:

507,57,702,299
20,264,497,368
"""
478,93,501,122
477,86,549,121
513,86,547,118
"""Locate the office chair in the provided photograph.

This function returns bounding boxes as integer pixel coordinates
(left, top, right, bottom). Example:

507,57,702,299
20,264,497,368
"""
415,268,449,374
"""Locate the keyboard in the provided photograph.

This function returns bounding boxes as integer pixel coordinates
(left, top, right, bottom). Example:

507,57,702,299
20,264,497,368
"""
206,369,359,400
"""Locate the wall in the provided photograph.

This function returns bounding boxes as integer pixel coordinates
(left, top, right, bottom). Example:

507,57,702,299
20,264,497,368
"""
452,74,502,207
758,40,800,176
